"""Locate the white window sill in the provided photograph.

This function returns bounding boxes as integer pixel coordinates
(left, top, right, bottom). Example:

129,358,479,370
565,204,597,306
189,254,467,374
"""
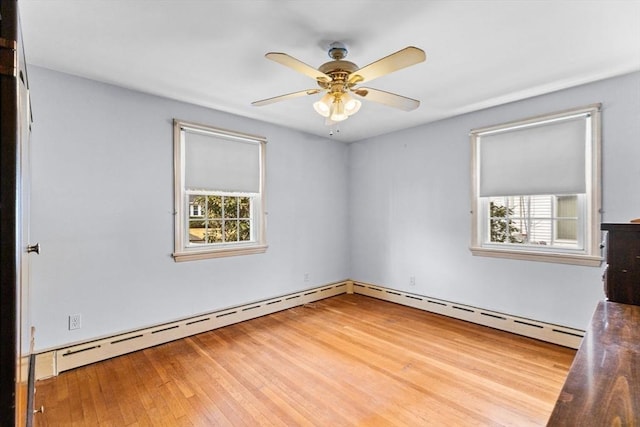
470,246,602,267
173,244,268,262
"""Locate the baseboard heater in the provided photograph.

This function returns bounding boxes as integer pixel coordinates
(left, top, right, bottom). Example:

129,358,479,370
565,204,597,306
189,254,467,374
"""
352,281,584,349
34,280,584,379
37,282,348,379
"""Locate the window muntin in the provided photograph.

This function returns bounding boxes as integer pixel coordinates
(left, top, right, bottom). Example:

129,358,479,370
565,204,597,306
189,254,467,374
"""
173,119,267,262
470,104,601,266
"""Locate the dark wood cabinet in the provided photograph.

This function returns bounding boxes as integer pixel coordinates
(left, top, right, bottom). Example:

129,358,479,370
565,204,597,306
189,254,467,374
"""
547,301,640,425
601,223,640,305
549,225,640,424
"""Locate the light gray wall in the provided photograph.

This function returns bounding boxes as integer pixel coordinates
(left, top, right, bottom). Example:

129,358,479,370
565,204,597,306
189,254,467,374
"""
29,66,640,350
348,72,640,330
28,66,350,351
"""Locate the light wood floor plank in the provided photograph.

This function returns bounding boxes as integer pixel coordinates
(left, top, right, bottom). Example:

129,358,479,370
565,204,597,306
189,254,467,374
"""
34,294,575,426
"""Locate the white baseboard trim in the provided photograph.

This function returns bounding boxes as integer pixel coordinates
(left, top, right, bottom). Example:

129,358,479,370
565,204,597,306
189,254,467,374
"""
35,279,583,380
352,281,584,349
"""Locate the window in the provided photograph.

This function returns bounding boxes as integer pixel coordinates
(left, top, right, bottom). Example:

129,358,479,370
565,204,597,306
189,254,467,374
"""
470,104,601,266
173,119,267,262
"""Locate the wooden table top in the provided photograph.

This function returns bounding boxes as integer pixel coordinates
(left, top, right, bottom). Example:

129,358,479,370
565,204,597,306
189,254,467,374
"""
547,301,640,426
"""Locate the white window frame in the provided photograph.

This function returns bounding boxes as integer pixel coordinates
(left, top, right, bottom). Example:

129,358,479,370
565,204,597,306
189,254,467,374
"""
470,104,602,266
173,119,267,262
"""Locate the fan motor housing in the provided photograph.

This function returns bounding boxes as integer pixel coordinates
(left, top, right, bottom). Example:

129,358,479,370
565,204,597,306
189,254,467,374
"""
319,60,358,75
317,60,359,90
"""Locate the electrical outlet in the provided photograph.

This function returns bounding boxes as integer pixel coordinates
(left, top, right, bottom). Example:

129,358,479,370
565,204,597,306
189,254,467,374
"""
69,314,82,330
409,276,416,286
304,272,310,283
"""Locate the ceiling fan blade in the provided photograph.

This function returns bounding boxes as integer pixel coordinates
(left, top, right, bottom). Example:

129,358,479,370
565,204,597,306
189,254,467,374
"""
352,87,420,111
265,52,331,83
252,89,321,106
348,46,426,85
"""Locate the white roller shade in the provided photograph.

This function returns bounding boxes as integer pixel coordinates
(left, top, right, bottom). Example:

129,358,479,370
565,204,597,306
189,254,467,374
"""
478,115,587,197
184,131,260,193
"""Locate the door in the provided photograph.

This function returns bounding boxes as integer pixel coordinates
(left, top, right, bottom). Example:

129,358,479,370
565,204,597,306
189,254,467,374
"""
0,1,34,425
16,27,34,425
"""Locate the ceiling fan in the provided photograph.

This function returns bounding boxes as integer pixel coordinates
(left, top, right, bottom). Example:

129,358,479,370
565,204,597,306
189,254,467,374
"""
252,42,426,125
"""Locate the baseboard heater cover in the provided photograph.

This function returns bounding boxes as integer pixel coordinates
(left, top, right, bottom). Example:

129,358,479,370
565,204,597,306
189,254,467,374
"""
352,282,584,349
35,279,584,379
39,282,348,378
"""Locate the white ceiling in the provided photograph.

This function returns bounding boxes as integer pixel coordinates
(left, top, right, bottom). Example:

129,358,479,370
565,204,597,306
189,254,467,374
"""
18,0,640,142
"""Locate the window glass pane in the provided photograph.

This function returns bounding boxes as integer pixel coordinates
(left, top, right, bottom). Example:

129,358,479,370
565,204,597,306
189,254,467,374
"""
529,196,552,218
188,195,205,218
557,195,577,216
225,220,238,242
224,197,238,219
489,218,508,243
207,220,223,243
239,220,251,241
557,219,577,241
556,195,578,241
239,197,250,218
189,221,206,244
208,195,222,218
529,218,552,245
489,200,524,243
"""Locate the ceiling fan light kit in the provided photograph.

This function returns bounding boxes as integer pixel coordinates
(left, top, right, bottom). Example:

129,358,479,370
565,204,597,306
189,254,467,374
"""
252,42,426,128
313,92,361,122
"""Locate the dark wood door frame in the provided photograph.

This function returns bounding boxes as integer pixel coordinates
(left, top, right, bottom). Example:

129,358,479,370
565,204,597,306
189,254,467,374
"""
0,0,21,425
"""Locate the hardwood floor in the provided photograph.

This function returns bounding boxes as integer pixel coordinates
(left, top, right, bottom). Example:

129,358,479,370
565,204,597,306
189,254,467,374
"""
33,294,575,426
